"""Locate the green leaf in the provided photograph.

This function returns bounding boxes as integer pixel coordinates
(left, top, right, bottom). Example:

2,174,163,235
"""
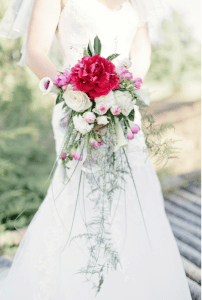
128,109,135,121
62,102,67,109
87,40,94,56
83,48,88,56
136,99,148,107
106,54,120,61
55,93,64,105
94,36,102,55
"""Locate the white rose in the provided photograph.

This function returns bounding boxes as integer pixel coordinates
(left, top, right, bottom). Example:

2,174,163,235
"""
39,77,59,95
114,90,135,116
135,88,151,106
83,111,96,123
73,115,94,134
64,90,92,112
97,116,109,125
95,91,116,109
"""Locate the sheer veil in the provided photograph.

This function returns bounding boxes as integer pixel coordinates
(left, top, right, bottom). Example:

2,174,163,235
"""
0,0,164,67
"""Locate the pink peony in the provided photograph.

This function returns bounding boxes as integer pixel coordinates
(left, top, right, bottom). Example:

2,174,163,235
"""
62,153,67,160
118,66,133,80
126,128,134,140
70,55,120,100
134,78,142,89
130,122,140,134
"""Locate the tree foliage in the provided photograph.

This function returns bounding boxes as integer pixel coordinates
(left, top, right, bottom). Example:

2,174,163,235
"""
147,9,201,92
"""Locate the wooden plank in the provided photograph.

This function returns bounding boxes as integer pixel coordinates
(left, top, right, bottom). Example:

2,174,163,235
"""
166,213,201,239
185,185,201,197
171,224,201,252
180,169,201,182
176,240,201,268
165,201,201,227
174,189,201,206
187,277,201,300
182,257,201,285
161,176,186,194
166,193,201,217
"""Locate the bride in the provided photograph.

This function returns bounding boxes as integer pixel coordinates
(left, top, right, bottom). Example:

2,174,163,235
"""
0,0,192,299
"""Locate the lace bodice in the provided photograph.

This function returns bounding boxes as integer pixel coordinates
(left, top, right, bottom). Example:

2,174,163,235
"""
56,0,142,68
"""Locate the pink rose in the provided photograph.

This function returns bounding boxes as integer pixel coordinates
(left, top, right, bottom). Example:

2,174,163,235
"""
70,55,120,100
134,78,142,89
118,66,133,80
110,105,121,115
97,103,107,115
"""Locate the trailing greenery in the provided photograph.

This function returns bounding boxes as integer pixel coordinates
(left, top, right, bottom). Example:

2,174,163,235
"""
0,4,200,238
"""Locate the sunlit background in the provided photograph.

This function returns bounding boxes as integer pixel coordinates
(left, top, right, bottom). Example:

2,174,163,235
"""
0,0,200,256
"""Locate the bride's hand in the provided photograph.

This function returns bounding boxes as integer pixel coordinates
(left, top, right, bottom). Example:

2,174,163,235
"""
25,0,62,81
129,25,151,81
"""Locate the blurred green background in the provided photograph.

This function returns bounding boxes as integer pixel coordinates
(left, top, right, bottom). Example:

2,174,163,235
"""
0,2,201,255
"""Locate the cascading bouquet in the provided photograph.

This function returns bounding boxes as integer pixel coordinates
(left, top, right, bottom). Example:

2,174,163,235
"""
40,36,151,171
39,36,152,293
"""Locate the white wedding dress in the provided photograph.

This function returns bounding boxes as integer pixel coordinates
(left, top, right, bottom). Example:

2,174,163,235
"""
0,0,192,299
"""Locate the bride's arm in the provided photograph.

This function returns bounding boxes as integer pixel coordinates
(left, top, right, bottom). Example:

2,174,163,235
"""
129,25,151,81
25,0,62,80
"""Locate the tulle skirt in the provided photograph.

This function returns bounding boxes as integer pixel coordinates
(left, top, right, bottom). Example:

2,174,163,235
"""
0,102,192,300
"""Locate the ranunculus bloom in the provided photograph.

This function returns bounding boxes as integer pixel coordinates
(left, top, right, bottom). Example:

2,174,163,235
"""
70,55,120,100
134,78,142,89
64,90,92,112
118,66,133,80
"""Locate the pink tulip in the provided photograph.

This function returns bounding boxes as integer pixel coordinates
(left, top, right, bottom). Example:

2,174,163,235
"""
126,128,134,140
130,122,140,134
